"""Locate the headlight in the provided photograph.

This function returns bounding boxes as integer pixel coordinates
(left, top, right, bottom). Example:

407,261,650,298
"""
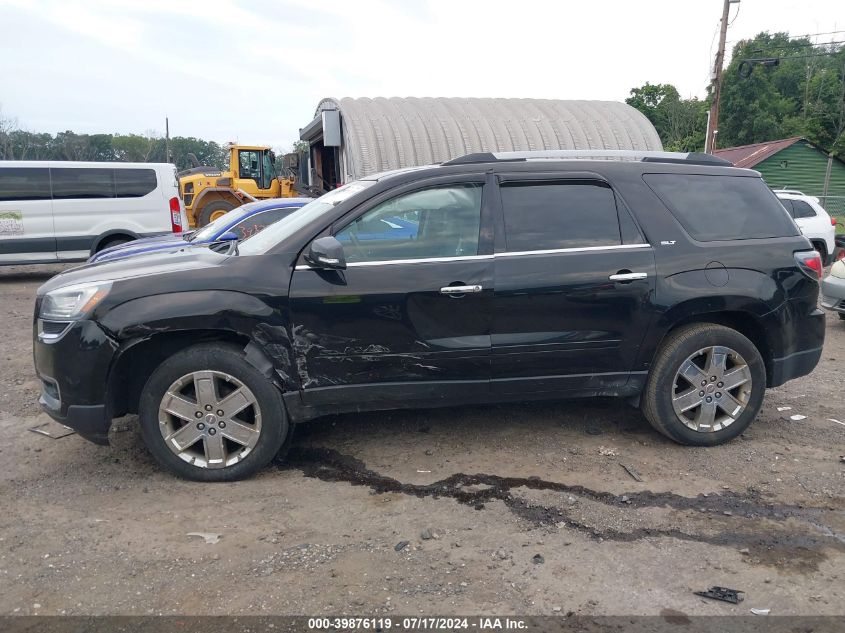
40,282,112,320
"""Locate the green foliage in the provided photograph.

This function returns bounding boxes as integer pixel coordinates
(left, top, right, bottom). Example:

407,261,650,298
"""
626,82,707,152
719,32,845,155
0,113,229,170
627,32,844,156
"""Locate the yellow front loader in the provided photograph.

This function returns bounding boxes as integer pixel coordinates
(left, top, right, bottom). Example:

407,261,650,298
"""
179,144,298,227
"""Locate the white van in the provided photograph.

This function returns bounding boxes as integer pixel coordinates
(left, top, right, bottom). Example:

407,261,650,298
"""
0,161,188,265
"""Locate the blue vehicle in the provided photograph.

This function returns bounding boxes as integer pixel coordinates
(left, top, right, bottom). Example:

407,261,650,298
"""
336,214,419,242
88,198,310,263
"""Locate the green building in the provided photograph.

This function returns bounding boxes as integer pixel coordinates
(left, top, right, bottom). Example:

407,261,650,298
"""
714,137,845,216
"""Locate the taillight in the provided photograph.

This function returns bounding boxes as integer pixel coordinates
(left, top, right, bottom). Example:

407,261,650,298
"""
795,250,823,280
831,216,837,226
169,197,183,234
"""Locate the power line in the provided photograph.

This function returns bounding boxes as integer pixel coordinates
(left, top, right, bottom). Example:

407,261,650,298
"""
727,29,845,45
786,29,845,39
748,40,845,51
728,2,740,26
767,52,841,60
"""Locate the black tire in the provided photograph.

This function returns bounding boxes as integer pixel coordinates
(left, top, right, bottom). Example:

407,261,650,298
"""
641,323,766,446
197,201,235,227
97,235,134,252
812,241,828,266
138,343,289,481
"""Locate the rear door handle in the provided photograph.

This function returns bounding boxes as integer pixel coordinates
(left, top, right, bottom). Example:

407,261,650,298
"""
440,284,482,295
608,272,648,281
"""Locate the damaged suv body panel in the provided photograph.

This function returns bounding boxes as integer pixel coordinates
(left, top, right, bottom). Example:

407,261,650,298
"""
33,153,825,455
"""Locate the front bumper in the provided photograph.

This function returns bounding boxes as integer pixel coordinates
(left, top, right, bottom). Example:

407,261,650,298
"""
33,318,117,445
821,275,845,314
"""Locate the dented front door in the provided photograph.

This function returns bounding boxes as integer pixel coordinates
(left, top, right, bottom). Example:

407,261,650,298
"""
288,180,493,409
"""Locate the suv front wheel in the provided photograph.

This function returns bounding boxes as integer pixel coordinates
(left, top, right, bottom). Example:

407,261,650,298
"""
642,324,766,445
138,343,289,481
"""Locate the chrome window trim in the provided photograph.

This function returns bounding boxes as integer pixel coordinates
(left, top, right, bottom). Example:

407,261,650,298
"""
295,254,493,270
293,243,651,270
496,243,651,258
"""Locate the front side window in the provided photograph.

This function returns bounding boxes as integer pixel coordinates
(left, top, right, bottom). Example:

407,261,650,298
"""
645,174,798,241
334,184,482,263
260,152,275,189
0,168,51,201
51,168,114,199
238,151,260,182
500,181,621,252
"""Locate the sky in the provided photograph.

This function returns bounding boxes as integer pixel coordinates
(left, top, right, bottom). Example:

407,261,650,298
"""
0,0,842,150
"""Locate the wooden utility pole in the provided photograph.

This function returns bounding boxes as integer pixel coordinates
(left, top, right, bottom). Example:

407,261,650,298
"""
706,0,735,153
165,117,171,164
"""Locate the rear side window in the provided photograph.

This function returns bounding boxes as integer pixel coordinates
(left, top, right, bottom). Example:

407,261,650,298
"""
231,208,293,240
644,174,798,241
790,199,816,219
500,181,621,251
51,168,114,199
0,168,51,201
115,169,157,198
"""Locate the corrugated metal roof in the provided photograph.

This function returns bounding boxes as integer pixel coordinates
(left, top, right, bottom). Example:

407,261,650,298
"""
713,137,803,168
312,97,663,179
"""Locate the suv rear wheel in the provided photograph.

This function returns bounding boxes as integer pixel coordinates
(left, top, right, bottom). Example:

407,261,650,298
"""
138,343,289,481
642,324,766,445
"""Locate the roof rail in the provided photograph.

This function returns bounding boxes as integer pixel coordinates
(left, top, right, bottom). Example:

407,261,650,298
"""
443,150,733,167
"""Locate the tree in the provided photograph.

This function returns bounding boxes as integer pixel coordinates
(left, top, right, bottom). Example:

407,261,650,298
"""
626,83,707,152
718,31,845,154
0,105,19,159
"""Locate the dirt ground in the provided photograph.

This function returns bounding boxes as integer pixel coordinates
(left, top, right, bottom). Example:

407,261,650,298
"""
0,264,843,617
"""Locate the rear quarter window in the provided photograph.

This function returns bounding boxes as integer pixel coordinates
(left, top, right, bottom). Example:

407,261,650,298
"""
790,199,817,219
643,174,798,241
115,168,157,198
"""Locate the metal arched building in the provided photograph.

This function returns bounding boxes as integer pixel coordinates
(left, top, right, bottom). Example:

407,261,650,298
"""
298,97,662,191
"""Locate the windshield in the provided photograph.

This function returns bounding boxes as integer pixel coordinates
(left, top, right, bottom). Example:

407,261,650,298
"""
190,203,261,242
238,181,375,255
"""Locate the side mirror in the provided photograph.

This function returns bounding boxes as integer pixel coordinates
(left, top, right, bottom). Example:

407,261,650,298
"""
218,231,239,242
306,236,346,270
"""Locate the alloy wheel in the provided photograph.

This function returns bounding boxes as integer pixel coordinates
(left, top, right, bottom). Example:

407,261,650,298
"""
158,370,262,468
671,345,752,432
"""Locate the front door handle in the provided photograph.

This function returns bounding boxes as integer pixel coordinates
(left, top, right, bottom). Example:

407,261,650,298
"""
440,284,483,295
609,271,648,282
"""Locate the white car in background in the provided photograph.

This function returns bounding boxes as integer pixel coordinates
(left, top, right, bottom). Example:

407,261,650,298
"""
775,191,837,265
821,259,845,320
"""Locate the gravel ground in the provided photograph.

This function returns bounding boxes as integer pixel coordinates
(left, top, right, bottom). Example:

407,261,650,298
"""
0,264,843,617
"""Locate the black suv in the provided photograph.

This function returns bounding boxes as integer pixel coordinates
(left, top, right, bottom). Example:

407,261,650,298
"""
33,150,825,481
